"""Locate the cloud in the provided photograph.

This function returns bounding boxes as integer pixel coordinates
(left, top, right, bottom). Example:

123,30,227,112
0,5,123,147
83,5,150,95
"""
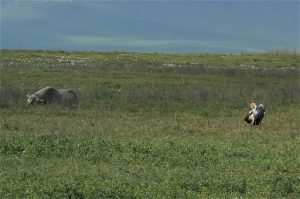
66,35,184,47
63,35,263,53
1,1,41,20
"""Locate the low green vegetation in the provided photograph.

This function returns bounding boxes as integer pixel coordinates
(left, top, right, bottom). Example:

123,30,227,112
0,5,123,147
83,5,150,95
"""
1,50,299,198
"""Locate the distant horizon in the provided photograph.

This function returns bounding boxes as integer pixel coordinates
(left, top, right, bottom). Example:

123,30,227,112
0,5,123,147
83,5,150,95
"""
1,48,300,54
1,0,299,53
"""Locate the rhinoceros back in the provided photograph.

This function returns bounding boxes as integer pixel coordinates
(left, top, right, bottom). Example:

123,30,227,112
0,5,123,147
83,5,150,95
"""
57,89,78,107
33,87,78,107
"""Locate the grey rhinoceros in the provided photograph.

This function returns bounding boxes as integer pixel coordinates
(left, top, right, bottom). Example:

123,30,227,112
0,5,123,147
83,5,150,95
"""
27,86,78,107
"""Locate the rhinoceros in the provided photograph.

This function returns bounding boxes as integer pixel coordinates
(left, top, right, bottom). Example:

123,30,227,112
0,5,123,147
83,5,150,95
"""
27,86,78,107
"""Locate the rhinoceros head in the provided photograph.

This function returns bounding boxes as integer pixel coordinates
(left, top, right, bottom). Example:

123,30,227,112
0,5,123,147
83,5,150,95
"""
27,94,45,105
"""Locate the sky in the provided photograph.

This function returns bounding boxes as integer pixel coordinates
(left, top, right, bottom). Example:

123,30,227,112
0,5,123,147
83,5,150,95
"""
1,0,299,53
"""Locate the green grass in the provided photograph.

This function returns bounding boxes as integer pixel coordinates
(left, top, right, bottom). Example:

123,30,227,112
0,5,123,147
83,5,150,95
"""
1,50,299,198
1,49,299,70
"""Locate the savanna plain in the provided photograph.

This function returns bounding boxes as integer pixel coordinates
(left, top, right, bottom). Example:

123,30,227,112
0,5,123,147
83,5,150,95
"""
0,50,299,198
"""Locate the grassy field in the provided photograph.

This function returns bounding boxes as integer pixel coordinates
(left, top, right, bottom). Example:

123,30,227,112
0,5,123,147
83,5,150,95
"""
1,50,299,198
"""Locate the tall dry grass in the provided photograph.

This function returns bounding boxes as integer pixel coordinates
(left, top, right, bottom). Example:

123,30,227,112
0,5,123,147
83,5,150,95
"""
0,85,22,107
1,81,299,114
